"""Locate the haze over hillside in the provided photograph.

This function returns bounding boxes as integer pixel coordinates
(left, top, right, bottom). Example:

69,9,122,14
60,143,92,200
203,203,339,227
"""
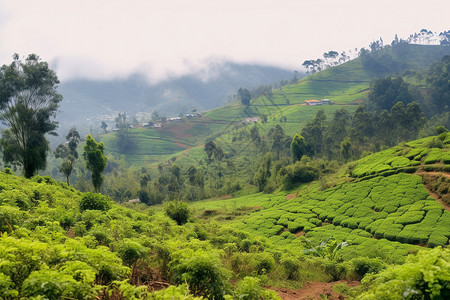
55,61,295,139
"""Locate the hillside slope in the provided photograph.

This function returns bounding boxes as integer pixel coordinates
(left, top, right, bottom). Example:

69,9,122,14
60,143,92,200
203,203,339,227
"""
192,133,450,263
100,44,450,166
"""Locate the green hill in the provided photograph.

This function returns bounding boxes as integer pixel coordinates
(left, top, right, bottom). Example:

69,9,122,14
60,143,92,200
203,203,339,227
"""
191,133,450,262
98,44,450,166
2,133,450,298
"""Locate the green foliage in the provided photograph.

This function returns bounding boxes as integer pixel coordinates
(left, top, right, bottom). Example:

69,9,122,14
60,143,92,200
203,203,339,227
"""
231,276,281,300
148,284,203,299
350,257,386,278
357,247,450,299
83,134,107,192
291,134,306,162
165,200,191,225
281,160,319,189
79,192,111,211
117,240,147,267
171,247,230,299
0,54,62,178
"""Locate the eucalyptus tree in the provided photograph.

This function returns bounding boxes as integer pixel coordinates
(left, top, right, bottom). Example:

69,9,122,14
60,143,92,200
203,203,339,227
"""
83,134,106,192
54,128,81,185
0,54,62,178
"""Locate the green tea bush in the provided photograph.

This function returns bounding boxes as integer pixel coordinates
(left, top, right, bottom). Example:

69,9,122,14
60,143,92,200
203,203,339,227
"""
252,252,275,275
79,192,111,211
0,273,17,298
357,247,450,299
232,276,281,300
148,284,202,299
280,256,301,280
22,270,98,300
117,240,147,267
350,257,386,278
428,233,449,248
171,251,230,299
165,200,191,225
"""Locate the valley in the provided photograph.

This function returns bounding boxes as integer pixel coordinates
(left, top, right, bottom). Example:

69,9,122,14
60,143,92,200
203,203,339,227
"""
1,40,450,299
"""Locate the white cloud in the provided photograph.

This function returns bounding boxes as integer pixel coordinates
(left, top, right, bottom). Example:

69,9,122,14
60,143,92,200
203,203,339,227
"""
0,0,448,82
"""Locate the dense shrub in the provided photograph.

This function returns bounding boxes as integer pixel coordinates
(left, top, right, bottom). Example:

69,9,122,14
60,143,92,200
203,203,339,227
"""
165,200,191,225
171,251,230,299
350,257,386,278
280,256,301,280
232,276,281,300
281,161,319,189
357,247,450,299
79,192,111,211
253,252,275,275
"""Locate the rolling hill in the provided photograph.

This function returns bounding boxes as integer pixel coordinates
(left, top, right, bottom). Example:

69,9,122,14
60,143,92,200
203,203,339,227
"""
2,132,449,299
54,61,296,143
99,43,450,166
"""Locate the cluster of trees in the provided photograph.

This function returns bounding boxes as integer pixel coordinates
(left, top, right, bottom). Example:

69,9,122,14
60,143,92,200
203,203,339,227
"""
302,29,450,75
0,54,62,178
0,54,107,193
302,50,357,74
404,29,450,46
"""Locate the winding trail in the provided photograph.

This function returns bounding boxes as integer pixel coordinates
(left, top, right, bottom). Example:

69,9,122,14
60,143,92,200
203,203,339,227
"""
269,280,360,300
415,171,450,212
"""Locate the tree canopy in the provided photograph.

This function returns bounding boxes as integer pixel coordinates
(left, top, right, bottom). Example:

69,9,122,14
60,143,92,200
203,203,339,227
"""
83,134,107,192
0,54,62,178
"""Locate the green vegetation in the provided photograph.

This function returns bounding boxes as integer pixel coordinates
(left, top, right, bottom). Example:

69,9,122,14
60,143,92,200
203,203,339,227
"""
0,54,62,178
2,43,450,298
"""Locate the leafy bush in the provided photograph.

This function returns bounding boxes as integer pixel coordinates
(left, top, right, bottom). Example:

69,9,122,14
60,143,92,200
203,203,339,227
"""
280,256,301,280
281,161,319,189
171,251,230,299
165,200,191,225
79,192,111,211
350,257,386,278
232,276,281,300
253,252,275,275
357,247,450,299
148,284,203,299
117,240,147,267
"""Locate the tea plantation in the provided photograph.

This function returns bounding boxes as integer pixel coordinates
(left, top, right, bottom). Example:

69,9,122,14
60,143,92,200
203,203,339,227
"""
351,134,450,178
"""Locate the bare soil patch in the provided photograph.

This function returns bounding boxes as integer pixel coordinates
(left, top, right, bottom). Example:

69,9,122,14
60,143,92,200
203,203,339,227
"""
424,187,450,212
286,193,297,200
295,230,305,237
269,280,359,300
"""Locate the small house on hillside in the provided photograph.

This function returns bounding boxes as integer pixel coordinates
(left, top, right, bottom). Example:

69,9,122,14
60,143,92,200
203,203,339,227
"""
153,122,163,128
305,100,321,106
321,99,332,105
168,117,182,121
244,117,261,123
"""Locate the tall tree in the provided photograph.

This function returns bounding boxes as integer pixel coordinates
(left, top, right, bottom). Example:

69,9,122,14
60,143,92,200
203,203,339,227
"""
83,134,107,192
291,134,306,162
0,54,62,178
237,87,251,106
54,128,80,185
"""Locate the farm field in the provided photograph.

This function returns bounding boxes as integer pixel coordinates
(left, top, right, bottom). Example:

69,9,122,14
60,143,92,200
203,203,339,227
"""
192,134,450,266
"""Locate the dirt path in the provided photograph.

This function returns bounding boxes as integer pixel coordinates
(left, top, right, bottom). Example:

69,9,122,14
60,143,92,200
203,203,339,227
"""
415,171,450,179
415,171,450,211
286,193,297,200
270,280,359,300
423,186,450,211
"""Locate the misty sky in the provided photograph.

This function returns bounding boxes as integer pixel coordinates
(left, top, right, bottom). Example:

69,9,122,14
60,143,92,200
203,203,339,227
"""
0,0,449,83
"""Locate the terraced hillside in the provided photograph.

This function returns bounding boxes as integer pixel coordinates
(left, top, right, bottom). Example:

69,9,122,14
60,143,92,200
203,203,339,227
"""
100,44,450,166
192,133,450,264
254,44,450,105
